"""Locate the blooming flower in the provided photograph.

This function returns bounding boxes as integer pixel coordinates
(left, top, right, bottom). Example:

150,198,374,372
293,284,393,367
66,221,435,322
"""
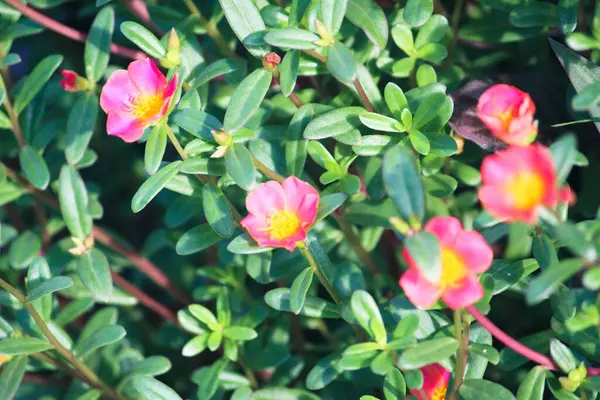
241,177,319,252
60,70,88,92
409,363,450,400
400,216,493,309
100,58,178,143
477,84,538,146
478,144,573,224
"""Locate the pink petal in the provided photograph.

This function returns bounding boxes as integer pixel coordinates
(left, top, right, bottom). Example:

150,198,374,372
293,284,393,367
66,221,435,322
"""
399,269,442,309
424,216,462,246
127,58,167,95
420,364,450,394
100,70,138,113
454,231,493,274
282,176,319,213
158,73,179,119
442,275,484,309
478,185,538,224
296,194,319,229
246,181,286,219
106,112,145,143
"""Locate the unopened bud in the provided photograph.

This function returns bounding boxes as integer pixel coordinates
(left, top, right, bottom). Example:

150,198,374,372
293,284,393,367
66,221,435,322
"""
453,135,465,154
60,70,91,92
390,217,412,235
168,28,180,52
314,20,335,47
68,235,94,256
262,52,281,70
211,145,229,159
211,130,233,147
160,29,181,69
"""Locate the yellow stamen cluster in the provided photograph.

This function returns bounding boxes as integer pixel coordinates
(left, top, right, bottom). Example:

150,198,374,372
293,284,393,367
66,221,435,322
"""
440,247,467,287
431,383,448,400
131,94,163,121
268,210,300,240
506,172,545,210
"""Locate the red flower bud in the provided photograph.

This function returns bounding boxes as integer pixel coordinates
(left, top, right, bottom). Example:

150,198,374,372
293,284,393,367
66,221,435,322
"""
262,52,281,70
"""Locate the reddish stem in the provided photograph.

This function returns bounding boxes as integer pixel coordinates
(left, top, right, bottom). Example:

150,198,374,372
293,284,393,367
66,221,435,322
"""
466,305,558,370
122,0,164,36
4,0,145,60
587,367,600,376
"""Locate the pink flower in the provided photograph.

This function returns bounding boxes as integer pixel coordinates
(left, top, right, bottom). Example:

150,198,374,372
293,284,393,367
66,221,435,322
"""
241,177,319,252
478,144,573,224
100,58,178,143
477,84,538,146
400,217,493,310
60,70,88,92
409,364,450,400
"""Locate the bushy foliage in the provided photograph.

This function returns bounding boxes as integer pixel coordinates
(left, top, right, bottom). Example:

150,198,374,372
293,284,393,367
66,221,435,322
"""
1,1,600,400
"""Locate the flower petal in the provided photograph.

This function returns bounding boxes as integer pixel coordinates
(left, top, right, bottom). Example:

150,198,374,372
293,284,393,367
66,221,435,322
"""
282,176,320,212
245,181,286,219
297,194,319,229
442,275,484,309
106,112,145,143
127,58,167,94
424,216,462,246
478,185,538,224
399,269,442,309
100,70,138,113
421,364,450,394
454,231,493,274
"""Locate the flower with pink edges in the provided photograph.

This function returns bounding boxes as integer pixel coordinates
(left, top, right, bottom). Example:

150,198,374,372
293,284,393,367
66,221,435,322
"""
400,216,493,310
60,70,88,92
478,144,574,224
409,363,450,400
100,58,178,143
477,84,538,146
241,177,319,252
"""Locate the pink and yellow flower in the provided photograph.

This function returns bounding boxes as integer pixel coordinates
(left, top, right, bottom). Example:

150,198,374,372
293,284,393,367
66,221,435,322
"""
400,216,493,310
60,70,88,92
478,144,573,224
100,58,178,143
409,363,450,400
241,177,319,252
477,84,538,146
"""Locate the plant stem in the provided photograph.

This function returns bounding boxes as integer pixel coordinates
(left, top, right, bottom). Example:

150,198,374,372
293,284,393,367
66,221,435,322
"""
0,278,126,400
165,124,188,160
297,242,343,304
182,0,237,60
238,357,259,388
443,0,465,68
4,0,144,60
448,309,469,400
352,79,375,112
251,155,285,183
466,305,557,370
332,213,379,275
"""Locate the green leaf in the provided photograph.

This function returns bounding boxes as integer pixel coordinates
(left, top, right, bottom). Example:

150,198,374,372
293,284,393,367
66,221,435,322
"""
558,0,577,34
188,59,242,88
223,68,272,132
74,325,126,358
516,366,546,400
384,83,409,120
144,124,168,175
412,93,447,129
252,388,320,400
572,82,600,111
8,231,41,270
207,330,222,351
416,64,437,86
351,290,386,345
26,257,53,321
403,0,434,27
19,145,49,190
289,0,311,26
225,143,256,190
0,54,21,68
131,161,181,213
397,337,459,369
318,0,348,34
227,233,273,254
306,355,341,390
279,50,300,97
460,379,516,400
264,28,319,49
172,109,223,142
510,3,557,28
405,232,441,282
346,0,388,49
383,368,406,400
327,41,357,83
182,334,208,357
203,182,233,238
59,165,93,239
219,0,270,58
423,174,457,197
132,376,183,400
176,224,222,255
27,276,73,302
0,337,52,355
549,134,577,185
77,248,113,303
14,54,62,114
223,326,258,341
383,146,425,224
316,193,348,222
550,39,600,133
526,259,585,305
408,129,430,155
468,343,500,365
120,22,165,58
290,267,314,314
193,359,229,399
265,288,339,318
123,356,172,378
359,113,403,132
415,14,450,48
391,25,414,54
65,93,99,164
0,356,27,400
180,157,226,176
532,235,558,271
416,43,447,63
84,6,114,82
549,339,577,373
304,106,365,139
54,298,95,327
307,140,338,171
189,304,220,330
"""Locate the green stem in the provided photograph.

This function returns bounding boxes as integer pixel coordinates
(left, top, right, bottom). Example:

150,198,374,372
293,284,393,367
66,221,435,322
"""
448,309,469,400
251,155,285,183
0,278,126,400
297,242,343,304
442,0,465,68
165,123,188,160
182,0,237,60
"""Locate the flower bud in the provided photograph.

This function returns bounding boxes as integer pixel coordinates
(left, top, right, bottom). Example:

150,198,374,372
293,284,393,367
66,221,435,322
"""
211,130,233,147
60,70,90,92
160,29,181,69
262,52,281,70
314,20,335,47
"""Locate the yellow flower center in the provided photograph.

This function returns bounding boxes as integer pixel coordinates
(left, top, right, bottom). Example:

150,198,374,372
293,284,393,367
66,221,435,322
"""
431,383,448,400
440,247,467,287
0,354,12,365
505,172,545,210
495,106,514,131
268,210,300,240
131,94,163,121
